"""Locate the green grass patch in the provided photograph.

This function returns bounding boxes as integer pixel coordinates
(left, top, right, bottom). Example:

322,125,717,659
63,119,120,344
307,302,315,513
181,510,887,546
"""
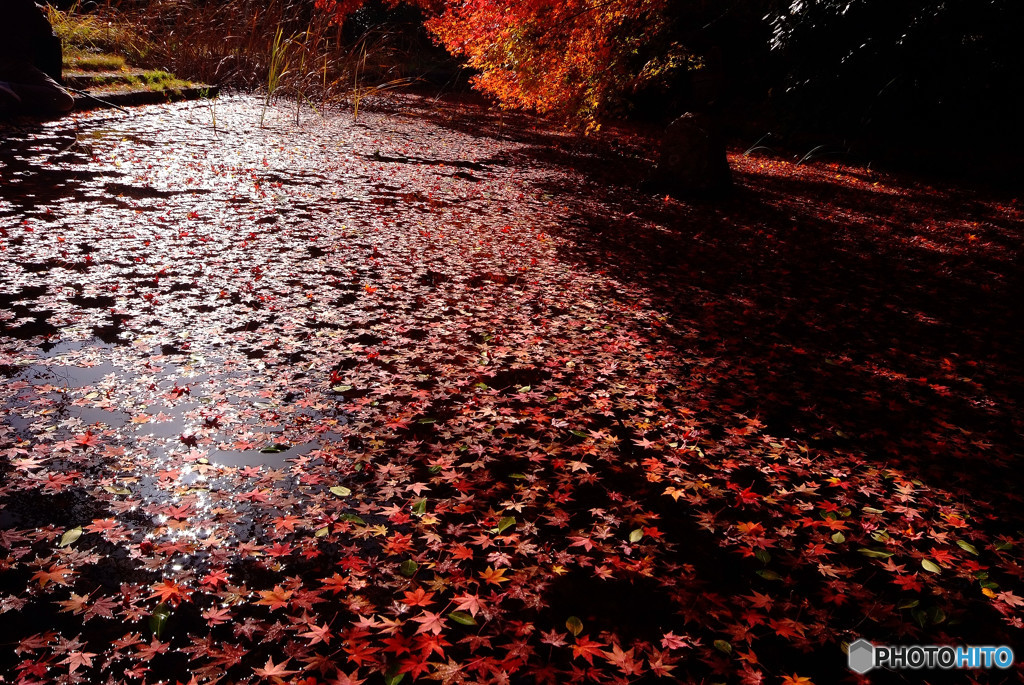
64,50,127,72
136,70,191,91
68,69,191,92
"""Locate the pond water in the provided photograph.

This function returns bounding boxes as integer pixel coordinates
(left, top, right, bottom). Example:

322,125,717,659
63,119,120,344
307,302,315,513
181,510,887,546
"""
2,94,1022,684
0,95,554,472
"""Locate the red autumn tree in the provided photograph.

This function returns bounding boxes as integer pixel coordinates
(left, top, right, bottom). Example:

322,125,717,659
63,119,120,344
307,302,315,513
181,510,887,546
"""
317,0,689,128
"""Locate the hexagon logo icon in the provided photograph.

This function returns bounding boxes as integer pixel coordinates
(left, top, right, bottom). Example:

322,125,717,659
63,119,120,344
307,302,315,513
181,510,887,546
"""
848,639,876,674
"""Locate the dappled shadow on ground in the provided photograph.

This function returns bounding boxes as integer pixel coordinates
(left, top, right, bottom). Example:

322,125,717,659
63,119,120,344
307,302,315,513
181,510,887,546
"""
543,154,1024,490
1,94,1022,685
421,91,1024,493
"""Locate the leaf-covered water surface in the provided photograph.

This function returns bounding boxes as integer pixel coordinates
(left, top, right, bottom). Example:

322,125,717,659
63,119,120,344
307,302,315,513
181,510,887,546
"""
1,95,1022,684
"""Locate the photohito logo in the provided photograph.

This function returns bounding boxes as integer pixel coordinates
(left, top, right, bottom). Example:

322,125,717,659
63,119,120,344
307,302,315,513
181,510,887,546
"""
848,639,1015,673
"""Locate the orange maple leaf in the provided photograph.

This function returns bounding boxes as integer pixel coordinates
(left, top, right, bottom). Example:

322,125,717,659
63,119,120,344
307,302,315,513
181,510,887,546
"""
320,572,350,594
31,564,76,588
401,587,435,607
58,592,91,615
478,566,510,586
254,585,293,610
781,675,814,685
149,579,192,606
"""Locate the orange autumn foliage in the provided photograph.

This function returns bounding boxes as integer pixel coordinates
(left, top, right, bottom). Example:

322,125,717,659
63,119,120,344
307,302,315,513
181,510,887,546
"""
318,0,681,128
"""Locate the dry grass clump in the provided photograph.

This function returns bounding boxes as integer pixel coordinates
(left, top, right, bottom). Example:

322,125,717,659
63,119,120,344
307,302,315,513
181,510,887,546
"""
48,3,145,57
54,0,429,109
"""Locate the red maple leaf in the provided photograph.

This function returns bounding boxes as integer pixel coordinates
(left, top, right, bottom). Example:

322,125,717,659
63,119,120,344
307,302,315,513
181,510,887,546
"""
331,670,367,685
734,486,761,506
252,656,298,681
414,633,451,658
997,591,1024,607
572,635,607,664
603,642,644,675
200,569,230,588
343,640,381,666
74,431,101,448
452,592,486,617
59,651,97,673
892,573,924,592
411,610,447,635
299,623,333,645
202,607,232,626
660,631,691,650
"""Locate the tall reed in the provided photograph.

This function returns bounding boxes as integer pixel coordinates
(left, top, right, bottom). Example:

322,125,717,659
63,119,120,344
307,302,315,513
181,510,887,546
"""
88,0,431,111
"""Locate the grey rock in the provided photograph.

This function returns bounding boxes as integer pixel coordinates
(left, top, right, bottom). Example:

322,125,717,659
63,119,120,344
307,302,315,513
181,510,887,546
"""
649,112,731,195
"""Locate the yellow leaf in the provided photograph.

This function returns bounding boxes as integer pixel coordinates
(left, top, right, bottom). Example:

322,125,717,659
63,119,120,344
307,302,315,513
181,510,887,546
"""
59,526,83,548
478,566,510,586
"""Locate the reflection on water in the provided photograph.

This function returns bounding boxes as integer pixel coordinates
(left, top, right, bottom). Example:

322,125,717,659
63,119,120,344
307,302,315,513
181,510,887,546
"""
2,95,552,479
4,336,349,470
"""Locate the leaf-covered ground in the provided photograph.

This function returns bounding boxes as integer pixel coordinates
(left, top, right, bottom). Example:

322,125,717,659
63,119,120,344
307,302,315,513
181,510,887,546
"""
1,95,1022,685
